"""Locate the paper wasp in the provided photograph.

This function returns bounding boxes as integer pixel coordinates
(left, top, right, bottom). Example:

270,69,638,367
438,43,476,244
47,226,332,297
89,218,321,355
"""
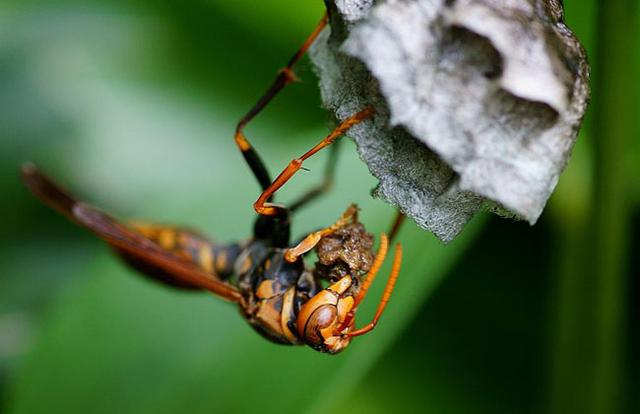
22,10,404,354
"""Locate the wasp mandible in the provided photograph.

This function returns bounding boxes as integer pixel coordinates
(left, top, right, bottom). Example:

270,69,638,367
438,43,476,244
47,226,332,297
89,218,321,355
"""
22,9,404,354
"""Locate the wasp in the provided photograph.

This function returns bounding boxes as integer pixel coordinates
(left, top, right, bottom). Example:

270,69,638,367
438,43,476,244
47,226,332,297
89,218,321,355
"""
22,9,404,354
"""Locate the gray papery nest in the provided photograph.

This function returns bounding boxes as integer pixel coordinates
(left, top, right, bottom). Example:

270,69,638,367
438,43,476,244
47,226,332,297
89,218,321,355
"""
311,0,590,242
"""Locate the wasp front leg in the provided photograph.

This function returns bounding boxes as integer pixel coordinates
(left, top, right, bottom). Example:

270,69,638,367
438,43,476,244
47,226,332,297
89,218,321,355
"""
284,204,359,263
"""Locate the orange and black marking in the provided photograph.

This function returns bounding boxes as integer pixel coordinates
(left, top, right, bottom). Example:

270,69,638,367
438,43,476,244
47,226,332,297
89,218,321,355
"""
23,158,402,355
128,222,242,281
20,7,406,355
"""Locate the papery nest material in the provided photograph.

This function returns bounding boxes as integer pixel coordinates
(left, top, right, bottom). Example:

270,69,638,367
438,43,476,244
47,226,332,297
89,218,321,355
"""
310,0,590,242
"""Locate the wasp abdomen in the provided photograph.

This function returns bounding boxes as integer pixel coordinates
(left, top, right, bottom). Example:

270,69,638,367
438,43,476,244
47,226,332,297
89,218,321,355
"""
126,223,242,286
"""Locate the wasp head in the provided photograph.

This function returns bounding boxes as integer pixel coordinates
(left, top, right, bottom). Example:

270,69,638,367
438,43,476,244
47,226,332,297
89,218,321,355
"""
297,219,375,354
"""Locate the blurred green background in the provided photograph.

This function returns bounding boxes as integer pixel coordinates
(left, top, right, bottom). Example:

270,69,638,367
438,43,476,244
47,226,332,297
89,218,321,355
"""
0,1,638,413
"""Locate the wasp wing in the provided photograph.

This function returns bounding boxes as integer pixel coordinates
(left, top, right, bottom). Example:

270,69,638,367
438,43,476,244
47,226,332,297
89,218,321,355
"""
21,163,242,303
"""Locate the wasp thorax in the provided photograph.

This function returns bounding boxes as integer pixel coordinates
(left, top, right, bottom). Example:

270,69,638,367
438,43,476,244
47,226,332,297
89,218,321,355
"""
314,222,374,282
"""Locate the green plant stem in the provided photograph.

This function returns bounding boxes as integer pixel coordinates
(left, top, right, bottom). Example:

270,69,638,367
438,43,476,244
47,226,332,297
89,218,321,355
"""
590,2,637,413
549,208,594,414
550,2,637,414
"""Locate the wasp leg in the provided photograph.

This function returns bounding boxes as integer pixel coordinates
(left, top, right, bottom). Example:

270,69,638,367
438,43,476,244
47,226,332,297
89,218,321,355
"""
345,242,403,338
254,107,374,217
283,204,358,263
289,141,340,213
235,13,328,192
388,210,406,244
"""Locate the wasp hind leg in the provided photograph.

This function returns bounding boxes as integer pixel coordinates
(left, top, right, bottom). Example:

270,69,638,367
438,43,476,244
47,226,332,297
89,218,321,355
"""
234,13,328,192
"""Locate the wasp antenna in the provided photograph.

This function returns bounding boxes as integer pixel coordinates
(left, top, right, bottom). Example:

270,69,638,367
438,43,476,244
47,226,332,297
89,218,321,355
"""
354,233,389,306
347,242,402,338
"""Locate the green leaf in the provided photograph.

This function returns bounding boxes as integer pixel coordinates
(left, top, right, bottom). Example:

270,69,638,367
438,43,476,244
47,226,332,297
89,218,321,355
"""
7,212,483,414
3,3,485,413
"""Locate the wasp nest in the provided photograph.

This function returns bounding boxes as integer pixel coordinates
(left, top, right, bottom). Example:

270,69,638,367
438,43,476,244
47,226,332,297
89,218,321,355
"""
311,0,590,242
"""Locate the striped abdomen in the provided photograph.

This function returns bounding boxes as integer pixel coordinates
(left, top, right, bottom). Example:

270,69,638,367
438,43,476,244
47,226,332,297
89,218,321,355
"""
124,222,243,289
